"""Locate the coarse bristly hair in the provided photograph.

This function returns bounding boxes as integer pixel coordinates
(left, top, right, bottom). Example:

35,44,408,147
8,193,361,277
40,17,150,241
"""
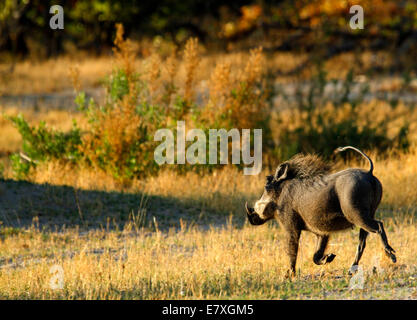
281,154,332,179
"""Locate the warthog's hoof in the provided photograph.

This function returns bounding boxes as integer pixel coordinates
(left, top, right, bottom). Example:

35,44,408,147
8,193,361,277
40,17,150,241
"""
325,253,336,264
284,269,296,279
314,253,336,265
384,246,396,263
348,264,360,276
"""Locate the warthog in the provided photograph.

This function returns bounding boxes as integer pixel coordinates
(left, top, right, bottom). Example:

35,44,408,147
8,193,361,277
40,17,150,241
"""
245,146,396,274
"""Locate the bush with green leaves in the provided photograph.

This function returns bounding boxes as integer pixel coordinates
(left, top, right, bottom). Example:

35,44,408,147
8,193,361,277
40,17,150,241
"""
8,114,82,179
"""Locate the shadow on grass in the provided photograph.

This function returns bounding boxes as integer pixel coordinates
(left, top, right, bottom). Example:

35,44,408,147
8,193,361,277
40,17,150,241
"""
0,179,248,231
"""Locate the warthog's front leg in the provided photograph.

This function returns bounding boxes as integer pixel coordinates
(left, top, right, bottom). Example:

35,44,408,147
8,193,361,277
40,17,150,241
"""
284,228,301,275
313,235,336,265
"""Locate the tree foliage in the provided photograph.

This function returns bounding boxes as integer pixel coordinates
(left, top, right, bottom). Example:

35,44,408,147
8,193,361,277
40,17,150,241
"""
1,0,417,60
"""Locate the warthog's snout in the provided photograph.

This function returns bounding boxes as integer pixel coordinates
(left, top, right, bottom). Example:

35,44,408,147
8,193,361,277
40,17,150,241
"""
245,202,267,225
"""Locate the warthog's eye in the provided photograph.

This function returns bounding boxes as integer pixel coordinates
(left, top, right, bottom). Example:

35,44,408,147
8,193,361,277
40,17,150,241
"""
265,178,276,192
266,175,274,184
265,177,280,192
265,184,274,192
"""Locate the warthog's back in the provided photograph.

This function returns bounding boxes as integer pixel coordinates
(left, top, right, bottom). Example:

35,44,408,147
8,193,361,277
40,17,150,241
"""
290,168,382,235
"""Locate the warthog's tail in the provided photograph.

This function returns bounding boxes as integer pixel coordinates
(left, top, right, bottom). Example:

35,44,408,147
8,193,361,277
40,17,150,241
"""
334,146,374,174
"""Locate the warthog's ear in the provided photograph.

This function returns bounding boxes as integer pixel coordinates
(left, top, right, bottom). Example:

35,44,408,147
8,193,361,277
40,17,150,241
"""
274,163,289,181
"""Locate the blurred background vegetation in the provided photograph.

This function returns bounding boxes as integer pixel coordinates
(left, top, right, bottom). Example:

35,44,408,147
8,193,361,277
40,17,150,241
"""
1,0,417,66
1,0,417,180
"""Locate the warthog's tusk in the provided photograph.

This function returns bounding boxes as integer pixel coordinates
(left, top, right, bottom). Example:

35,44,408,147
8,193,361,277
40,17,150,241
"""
245,202,254,215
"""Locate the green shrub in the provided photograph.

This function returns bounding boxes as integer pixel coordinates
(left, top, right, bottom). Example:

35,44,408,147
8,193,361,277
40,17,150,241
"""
8,114,82,179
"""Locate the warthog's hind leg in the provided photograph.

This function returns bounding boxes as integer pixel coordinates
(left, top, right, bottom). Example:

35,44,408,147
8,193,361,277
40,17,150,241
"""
376,221,396,263
352,215,397,264
351,228,369,268
313,235,336,265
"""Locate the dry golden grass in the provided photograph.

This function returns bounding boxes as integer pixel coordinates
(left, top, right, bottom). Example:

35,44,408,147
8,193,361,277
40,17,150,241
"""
0,214,416,299
0,56,114,95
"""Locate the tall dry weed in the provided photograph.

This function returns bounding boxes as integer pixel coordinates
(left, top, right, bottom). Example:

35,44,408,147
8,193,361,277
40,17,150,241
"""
113,23,136,84
68,66,81,93
203,46,267,129
162,49,179,111
183,38,200,103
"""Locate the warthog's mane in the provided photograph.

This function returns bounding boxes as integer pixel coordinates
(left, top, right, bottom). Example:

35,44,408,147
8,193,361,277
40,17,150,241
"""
282,154,332,179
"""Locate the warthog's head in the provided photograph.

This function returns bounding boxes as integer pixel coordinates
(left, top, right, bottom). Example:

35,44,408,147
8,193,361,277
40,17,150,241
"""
245,163,290,225
246,154,331,225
